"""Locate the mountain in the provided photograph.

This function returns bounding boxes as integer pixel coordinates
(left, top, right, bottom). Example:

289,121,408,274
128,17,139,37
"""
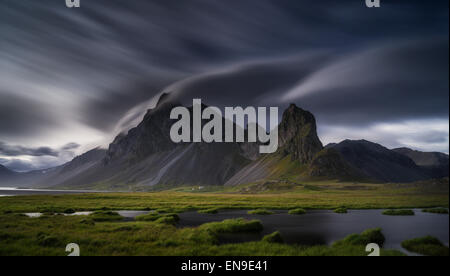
278,104,323,163
0,148,107,188
325,140,430,183
226,104,324,186
14,94,254,190
393,147,449,179
5,96,447,190
308,147,369,181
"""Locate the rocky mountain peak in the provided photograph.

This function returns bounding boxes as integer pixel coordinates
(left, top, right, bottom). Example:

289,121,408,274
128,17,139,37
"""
104,94,181,165
278,104,323,163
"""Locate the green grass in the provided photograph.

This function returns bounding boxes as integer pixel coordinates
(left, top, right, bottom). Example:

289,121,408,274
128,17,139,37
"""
198,208,220,214
333,228,385,247
0,181,446,256
135,212,180,225
248,209,274,215
199,218,263,235
89,211,123,222
401,236,449,256
288,208,306,215
422,208,449,214
382,209,414,216
0,179,447,214
154,216,179,225
334,207,347,214
0,213,405,256
262,231,284,244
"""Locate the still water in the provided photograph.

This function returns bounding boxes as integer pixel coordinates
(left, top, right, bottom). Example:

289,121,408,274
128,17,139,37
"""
178,209,449,252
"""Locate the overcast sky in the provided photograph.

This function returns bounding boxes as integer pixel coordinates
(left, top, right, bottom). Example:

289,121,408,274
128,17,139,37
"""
0,0,448,172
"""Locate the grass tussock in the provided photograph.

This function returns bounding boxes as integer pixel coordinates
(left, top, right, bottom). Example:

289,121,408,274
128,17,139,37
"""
36,233,62,247
262,231,284,244
333,228,385,247
89,211,123,222
135,212,180,225
401,236,449,256
248,209,274,215
382,209,414,216
334,207,347,214
422,208,448,214
288,208,306,215
199,218,263,234
198,208,220,214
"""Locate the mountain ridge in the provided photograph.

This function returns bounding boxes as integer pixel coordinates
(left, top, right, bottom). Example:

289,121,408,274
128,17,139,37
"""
1,96,448,189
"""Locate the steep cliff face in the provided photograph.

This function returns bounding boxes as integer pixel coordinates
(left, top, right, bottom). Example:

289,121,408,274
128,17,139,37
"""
226,104,325,186
278,104,323,163
82,94,252,188
104,94,180,165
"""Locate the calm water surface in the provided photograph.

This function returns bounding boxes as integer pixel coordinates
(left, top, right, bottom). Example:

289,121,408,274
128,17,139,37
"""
178,209,449,252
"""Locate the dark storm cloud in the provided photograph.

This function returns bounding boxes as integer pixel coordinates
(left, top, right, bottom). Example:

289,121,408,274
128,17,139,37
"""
0,0,448,170
0,92,61,138
281,38,449,126
1,0,448,132
165,38,448,127
0,141,59,157
80,79,179,131
166,53,333,108
61,142,80,151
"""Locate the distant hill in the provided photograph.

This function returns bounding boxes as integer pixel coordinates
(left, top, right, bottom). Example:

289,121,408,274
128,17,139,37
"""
393,147,449,179
326,140,430,183
227,119,447,185
0,148,107,188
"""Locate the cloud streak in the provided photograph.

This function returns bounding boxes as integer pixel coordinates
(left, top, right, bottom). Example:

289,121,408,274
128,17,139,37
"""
0,142,59,157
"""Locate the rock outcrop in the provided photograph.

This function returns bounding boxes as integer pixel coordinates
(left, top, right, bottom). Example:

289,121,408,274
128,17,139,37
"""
278,104,323,163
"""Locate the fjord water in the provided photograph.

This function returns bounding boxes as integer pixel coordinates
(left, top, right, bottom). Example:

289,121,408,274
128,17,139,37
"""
178,209,449,252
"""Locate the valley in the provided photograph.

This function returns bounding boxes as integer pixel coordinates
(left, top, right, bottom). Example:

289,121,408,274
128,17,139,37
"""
0,179,448,256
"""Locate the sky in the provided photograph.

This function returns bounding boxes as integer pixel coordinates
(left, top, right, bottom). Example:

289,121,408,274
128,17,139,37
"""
0,0,448,172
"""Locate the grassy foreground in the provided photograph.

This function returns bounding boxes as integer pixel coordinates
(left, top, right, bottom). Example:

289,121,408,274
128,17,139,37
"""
0,213,405,256
0,180,448,213
0,181,447,256
401,236,449,256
